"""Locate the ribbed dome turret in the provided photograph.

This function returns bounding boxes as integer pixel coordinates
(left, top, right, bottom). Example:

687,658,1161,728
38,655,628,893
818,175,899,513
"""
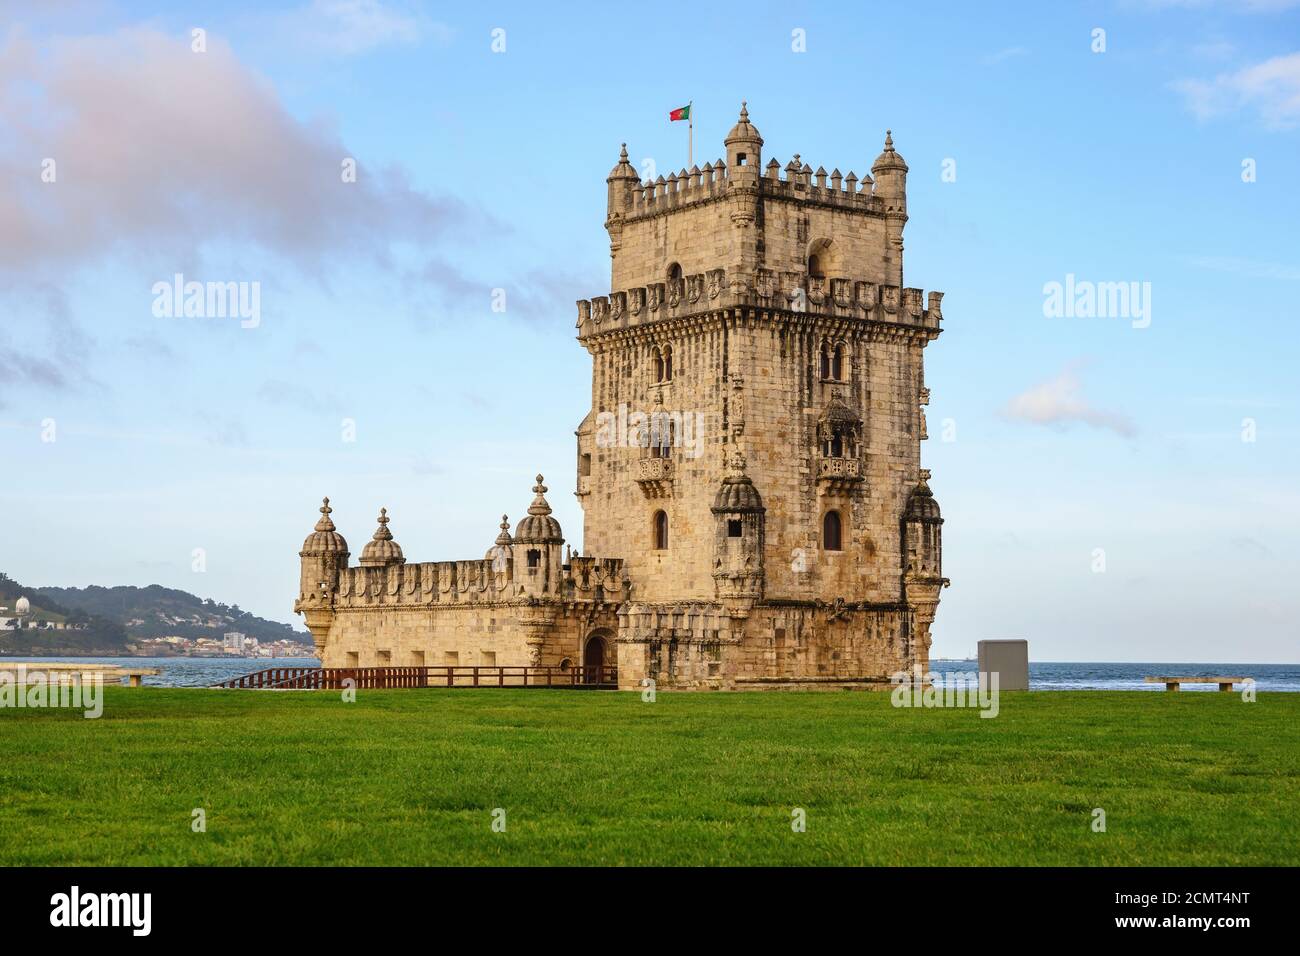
514,475,564,543
301,498,349,555
871,129,908,174
725,101,763,148
906,471,942,522
712,449,765,514
607,143,638,181
359,507,405,566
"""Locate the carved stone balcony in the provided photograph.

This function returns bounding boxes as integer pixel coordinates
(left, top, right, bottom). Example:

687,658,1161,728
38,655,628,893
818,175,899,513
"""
635,456,673,498
818,456,863,495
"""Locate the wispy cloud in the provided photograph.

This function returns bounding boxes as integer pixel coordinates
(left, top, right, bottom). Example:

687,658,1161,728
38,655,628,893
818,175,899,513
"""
982,46,1027,65
272,0,451,56
1171,51,1300,128
1188,255,1300,280
1001,361,1136,437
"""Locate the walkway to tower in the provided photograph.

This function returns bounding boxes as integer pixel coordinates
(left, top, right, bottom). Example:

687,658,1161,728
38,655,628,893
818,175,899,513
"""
211,664,618,690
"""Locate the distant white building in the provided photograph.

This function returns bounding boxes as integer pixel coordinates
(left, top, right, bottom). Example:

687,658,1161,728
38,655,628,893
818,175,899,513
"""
222,631,247,654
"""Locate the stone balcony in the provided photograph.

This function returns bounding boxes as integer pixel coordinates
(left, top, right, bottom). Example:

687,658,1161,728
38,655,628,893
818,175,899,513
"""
635,456,673,498
817,456,864,495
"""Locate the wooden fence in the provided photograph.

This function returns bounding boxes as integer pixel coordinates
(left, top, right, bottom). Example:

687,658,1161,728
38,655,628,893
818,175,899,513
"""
212,665,618,690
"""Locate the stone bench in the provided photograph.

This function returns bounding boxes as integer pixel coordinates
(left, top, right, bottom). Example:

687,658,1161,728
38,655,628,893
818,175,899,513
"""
0,663,160,687
1145,676,1250,692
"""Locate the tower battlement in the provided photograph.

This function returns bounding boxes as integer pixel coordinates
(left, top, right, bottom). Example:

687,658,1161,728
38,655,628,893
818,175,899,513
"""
604,104,911,295
576,269,943,343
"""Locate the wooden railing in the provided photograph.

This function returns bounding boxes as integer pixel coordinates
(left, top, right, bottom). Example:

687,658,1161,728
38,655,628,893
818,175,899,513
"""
212,665,618,690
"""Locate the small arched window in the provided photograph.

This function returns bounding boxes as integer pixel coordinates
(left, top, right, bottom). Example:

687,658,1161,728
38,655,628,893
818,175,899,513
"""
668,263,683,283
819,341,830,379
653,510,669,550
662,344,672,381
808,254,824,279
832,343,844,381
823,511,843,552
653,346,664,382
527,549,541,568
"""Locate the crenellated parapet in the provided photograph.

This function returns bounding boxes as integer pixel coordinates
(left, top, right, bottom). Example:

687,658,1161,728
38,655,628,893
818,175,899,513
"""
324,555,628,611
577,269,943,342
621,153,896,224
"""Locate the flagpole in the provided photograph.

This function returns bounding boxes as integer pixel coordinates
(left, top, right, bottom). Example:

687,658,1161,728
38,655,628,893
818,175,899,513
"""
688,100,693,169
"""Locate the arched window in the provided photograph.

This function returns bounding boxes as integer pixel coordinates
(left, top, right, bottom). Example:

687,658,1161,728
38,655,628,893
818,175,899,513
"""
653,510,669,550
527,549,541,568
823,511,842,551
650,416,673,458
832,343,844,381
830,434,843,458
808,254,824,279
662,344,673,381
653,346,664,383
668,263,683,283
819,341,830,379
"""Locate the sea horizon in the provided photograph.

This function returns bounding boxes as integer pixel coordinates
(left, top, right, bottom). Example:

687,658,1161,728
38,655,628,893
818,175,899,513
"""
10,656,1299,691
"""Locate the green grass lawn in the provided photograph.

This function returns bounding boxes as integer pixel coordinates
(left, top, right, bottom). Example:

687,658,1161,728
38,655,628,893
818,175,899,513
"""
1,687,1297,865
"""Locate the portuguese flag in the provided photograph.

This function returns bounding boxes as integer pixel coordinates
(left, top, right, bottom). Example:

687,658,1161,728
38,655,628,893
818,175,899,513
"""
669,105,691,122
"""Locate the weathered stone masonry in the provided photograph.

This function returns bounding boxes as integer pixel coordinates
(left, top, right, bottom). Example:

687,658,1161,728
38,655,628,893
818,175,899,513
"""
295,106,949,690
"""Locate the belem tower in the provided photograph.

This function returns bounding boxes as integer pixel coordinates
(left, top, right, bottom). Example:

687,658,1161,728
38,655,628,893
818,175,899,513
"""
294,105,948,691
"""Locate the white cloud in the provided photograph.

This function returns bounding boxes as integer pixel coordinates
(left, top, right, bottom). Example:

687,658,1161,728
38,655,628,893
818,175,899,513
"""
1001,362,1136,437
1172,51,1300,128
0,25,474,277
279,1,450,56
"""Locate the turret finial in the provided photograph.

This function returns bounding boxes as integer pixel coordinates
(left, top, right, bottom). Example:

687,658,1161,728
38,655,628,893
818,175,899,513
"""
619,143,628,161
371,507,393,541
527,475,553,516
314,497,337,532
884,129,894,150
739,100,748,120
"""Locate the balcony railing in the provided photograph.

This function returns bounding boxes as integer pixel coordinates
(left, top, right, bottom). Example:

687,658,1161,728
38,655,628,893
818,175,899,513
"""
636,457,673,481
818,456,861,479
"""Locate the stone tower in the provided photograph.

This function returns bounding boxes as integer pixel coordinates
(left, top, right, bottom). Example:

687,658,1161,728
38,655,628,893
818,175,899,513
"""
576,105,948,689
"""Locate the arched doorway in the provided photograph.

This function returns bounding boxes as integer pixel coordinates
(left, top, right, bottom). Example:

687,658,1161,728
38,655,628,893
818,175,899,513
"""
583,633,608,683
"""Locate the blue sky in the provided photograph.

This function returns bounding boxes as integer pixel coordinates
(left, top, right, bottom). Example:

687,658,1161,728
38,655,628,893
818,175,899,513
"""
1,1,1297,662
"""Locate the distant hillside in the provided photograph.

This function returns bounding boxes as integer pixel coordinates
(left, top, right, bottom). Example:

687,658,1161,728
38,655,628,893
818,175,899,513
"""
0,572,131,655
34,584,307,644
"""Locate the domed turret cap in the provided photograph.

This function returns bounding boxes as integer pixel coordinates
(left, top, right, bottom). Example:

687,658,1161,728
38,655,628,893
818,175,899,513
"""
359,507,405,566
607,142,638,181
906,471,942,522
495,514,513,547
514,475,564,543
872,129,908,173
724,101,763,147
301,497,350,555
712,448,765,514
